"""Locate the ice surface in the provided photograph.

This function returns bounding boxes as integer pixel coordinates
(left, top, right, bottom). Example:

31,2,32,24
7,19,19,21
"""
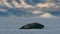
0,17,60,34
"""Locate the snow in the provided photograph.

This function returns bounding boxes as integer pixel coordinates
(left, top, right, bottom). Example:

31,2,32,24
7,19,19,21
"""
0,17,60,34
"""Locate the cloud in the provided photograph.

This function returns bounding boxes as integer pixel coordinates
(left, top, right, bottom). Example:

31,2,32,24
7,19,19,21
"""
32,10,44,14
0,8,7,12
0,0,60,18
40,13,56,18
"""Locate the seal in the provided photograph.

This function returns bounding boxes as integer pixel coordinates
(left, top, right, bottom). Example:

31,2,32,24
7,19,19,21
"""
19,23,44,29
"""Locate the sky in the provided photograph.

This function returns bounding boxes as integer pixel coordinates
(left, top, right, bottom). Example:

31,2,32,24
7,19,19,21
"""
0,0,60,18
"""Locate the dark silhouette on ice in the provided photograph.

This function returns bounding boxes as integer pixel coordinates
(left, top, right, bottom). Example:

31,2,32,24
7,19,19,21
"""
19,23,44,29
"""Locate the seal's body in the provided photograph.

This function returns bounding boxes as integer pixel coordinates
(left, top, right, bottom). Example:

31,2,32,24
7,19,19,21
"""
20,23,44,29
